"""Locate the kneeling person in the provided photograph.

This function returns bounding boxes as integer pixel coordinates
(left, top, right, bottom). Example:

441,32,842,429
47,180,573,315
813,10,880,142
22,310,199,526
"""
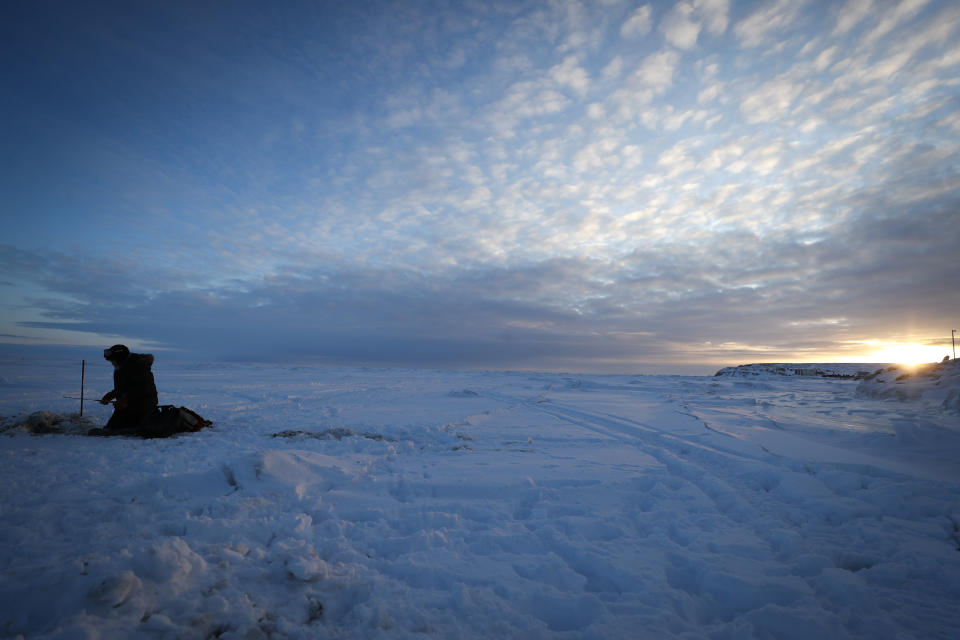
99,344,158,434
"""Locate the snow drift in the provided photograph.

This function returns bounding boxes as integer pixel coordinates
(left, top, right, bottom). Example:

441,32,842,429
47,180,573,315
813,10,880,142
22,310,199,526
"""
1,357,959,638
855,358,960,412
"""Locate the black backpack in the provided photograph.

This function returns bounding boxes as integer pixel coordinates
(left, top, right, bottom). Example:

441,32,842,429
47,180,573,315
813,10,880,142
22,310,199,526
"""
140,405,211,438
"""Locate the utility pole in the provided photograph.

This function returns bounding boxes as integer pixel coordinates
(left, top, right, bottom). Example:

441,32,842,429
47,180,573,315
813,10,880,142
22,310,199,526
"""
953,329,956,360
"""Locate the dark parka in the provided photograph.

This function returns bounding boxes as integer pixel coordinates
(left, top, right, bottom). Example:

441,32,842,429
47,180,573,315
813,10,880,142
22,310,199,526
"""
106,353,158,431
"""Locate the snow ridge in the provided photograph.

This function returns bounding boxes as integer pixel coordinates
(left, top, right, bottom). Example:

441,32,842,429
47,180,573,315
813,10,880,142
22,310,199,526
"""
714,363,881,379
1,358,959,638
856,359,960,412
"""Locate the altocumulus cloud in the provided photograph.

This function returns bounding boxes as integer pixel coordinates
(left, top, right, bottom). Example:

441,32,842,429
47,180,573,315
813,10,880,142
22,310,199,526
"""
4,189,957,372
1,0,959,372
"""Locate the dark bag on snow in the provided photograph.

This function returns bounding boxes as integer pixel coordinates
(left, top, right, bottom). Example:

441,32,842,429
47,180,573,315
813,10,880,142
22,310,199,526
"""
140,405,212,438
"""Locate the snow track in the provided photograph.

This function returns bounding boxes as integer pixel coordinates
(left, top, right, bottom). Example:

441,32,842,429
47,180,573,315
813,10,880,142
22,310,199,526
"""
487,383,960,638
1,359,959,638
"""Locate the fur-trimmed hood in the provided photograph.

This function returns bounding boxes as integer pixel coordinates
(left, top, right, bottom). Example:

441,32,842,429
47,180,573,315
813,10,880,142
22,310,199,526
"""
128,353,154,369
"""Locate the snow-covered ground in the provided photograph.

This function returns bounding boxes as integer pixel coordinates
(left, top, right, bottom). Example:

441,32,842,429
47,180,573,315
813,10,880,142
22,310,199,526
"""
1,355,959,639
856,359,960,413
714,363,883,378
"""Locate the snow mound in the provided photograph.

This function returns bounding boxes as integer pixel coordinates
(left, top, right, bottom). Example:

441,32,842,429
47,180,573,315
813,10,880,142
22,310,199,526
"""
3,359,960,638
856,358,960,412
714,363,879,379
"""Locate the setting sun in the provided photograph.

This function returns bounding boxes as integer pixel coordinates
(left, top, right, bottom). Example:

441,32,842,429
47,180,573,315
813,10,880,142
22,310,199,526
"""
868,343,949,366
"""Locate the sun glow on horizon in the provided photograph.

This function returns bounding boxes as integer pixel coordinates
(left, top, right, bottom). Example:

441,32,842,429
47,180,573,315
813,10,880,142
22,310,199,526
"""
866,342,950,366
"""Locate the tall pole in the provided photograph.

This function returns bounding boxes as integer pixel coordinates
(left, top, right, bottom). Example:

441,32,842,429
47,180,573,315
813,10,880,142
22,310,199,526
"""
953,330,956,361
80,360,85,417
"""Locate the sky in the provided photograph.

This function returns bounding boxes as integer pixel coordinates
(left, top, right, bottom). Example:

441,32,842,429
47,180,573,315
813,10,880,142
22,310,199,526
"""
1,0,958,374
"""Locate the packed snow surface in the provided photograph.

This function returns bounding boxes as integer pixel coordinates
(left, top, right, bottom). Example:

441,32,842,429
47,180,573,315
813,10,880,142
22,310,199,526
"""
2,356,959,639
